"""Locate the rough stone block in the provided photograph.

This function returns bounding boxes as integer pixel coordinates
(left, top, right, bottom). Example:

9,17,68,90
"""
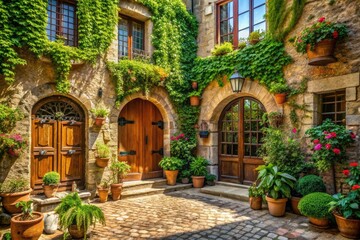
346,87,357,101
346,115,360,126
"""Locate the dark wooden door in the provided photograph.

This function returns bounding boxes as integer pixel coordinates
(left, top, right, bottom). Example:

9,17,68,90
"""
31,97,85,193
118,99,164,180
219,97,265,185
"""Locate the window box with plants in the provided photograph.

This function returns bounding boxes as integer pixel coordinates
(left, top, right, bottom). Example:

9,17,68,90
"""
269,82,289,105
55,192,105,239
189,91,201,106
190,156,209,188
109,160,131,201
0,178,31,214
10,200,44,240
95,143,111,168
159,156,184,186
257,164,296,217
291,17,348,66
42,171,60,198
91,107,109,126
248,183,264,210
97,179,110,203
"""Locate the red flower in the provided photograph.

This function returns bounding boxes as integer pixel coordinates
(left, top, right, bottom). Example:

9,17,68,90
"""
350,132,356,139
343,169,350,176
298,38,302,43
325,144,332,150
332,31,339,39
313,139,320,144
323,131,329,135
171,136,176,141
333,148,341,155
351,185,360,190
292,128,297,134
350,162,358,167
318,17,326,23
330,132,337,138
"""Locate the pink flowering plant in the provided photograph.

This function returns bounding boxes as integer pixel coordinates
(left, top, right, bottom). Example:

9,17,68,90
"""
306,119,355,172
170,133,196,161
291,17,348,53
0,133,28,158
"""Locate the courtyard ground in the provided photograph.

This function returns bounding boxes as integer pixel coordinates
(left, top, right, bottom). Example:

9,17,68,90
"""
38,188,348,240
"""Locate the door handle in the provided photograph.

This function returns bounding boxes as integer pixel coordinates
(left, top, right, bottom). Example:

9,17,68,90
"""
67,150,76,155
119,150,136,156
151,148,164,156
40,150,47,155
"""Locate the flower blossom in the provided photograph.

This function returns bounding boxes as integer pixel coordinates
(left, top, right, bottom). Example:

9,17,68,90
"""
332,30,339,39
325,144,332,150
313,139,320,144
330,132,337,138
333,148,341,155
314,144,322,151
351,184,360,190
343,169,350,176
318,17,326,23
350,132,356,139
350,162,358,167
292,128,297,134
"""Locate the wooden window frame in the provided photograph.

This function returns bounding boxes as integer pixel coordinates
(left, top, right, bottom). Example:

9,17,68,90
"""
118,15,145,60
216,0,266,46
320,90,346,125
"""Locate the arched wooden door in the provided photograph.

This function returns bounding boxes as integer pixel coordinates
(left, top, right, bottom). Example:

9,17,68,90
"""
118,99,164,180
219,97,265,185
31,96,85,193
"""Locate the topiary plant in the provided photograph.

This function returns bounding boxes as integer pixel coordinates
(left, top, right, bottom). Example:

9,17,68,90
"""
211,42,234,56
43,171,60,185
159,157,184,171
298,192,334,219
296,175,326,197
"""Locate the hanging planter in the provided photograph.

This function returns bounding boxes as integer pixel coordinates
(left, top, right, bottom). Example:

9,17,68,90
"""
306,39,336,66
199,131,209,138
274,93,287,104
189,96,200,106
269,83,289,105
191,81,198,90
91,106,109,127
198,120,210,138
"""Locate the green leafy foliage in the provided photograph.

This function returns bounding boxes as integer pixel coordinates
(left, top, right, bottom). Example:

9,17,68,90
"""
248,183,264,197
96,143,110,159
159,156,184,171
329,190,360,219
0,104,24,133
43,171,60,185
190,156,209,177
91,107,109,118
0,178,29,193
295,175,326,197
298,192,334,219
257,164,297,199
179,169,191,179
344,162,360,187
211,42,234,56
15,200,34,221
269,82,290,94
170,133,196,162
109,160,131,183
205,173,216,182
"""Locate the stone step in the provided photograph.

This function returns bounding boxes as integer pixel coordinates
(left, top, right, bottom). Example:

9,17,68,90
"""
215,181,250,189
122,178,167,191
121,183,192,200
200,185,249,202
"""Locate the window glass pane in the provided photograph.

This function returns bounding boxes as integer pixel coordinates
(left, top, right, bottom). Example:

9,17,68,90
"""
118,19,129,58
46,0,57,42
321,91,346,125
60,2,76,46
239,28,249,39
238,12,250,30
132,21,144,51
253,0,265,7
220,2,233,19
253,22,266,32
253,5,266,25
233,144,238,155
238,0,249,14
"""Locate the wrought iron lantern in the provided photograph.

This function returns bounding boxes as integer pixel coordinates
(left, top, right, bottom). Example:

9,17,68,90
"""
229,71,245,93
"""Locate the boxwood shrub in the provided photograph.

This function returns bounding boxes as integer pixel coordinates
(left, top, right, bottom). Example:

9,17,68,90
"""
296,175,326,196
298,192,334,219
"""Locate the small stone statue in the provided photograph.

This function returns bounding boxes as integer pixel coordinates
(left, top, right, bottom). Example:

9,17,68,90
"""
71,181,77,192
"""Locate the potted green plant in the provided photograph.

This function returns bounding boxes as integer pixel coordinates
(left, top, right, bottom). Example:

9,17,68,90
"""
109,160,131,200
0,178,31,214
205,174,216,186
179,169,191,184
43,171,60,198
298,192,334,228
189,91,201,106
248,30,262,45
10,200,44,240
263,112,284,128
257,164,296,217
159,157,184,186
211,42,234,56
55,192,105,239
291,17,348,66
248,183,264,210
269,82,289,104
0,133,28,158
190,156,209,188
91,107,109,126
95,142,111,168
97,179,110,203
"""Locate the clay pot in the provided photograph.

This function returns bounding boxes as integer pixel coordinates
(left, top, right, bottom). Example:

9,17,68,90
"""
43,185,59,198
97,188,109,203
181,178,189,184
95,157,109,168
249,196,262,210
274,93,287,105
164,170,179,186
290,196,302,215
250,39,260,45
68,225,85,239
334,212,360,239
206,180,215,186
111,183,123,201
265,196,288,217
95,117,106,126
191,176,205,188
191,82,198,90
308,217,329,228
190,96,200,106
11,212,44,240
306,39,337,66
0,189,32,214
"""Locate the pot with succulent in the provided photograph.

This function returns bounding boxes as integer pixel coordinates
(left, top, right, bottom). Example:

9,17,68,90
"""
95,142,111,168
248,183,264,210
10,200,44,240
269,82,290,105
190,156,209,188
97,179,110,203
91,106,109,126
55,192,105,239
257,164,296,217
109,160,131,201
291,17,348,66
42,171,60,198
205,174,216,186
329,162,360,239
189,91,201,106
0,178,32,214
179,169,191,184
159,157,184,186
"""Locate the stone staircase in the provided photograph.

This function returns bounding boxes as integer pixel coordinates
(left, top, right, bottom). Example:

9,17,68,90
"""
200,181,250,202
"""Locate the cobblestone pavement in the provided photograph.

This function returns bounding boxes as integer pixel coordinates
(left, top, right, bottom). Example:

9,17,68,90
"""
40,189,345,240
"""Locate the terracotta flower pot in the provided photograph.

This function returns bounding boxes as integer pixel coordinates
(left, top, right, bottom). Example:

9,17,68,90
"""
97,188,109,203
0,189,32,214
181,178,189,184
95,117,106,126
274,93,287,104
265,196,288,217
249,196,262,210
95,157,109,168
11,212,44,240
111,183,123,201
191,81,198,90
43,185,59,198
306,39,337,66
206,180,215,186
164,170,179,186
68,225,85,239
191,176,205,188
334,212,360,239
290,196,302,215
190,96,200,106
308,217,329,228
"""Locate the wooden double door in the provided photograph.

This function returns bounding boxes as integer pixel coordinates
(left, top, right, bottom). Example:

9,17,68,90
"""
118,99,164,180
219,97,265,185
31,96,85,193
